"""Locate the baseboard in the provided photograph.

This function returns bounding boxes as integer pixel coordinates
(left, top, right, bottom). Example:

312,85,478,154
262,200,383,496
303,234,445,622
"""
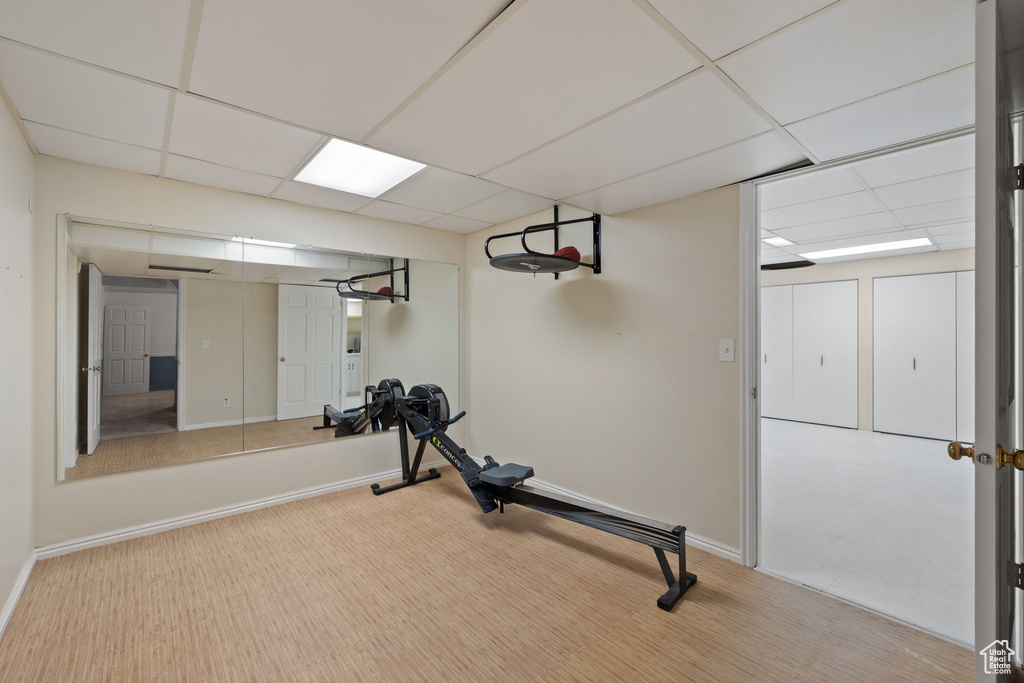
180,415,276,431
35,460,447,560
524,476,742,563
0,554,35,642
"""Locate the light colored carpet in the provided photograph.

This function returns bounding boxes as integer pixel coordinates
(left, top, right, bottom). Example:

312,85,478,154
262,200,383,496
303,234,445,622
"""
0,472,971,681
100,390,177,441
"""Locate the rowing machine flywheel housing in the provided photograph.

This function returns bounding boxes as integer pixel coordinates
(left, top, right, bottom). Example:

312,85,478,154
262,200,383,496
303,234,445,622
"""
407,384,450,429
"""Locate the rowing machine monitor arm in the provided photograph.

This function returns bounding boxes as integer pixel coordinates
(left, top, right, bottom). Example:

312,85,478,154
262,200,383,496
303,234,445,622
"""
370,381,697,611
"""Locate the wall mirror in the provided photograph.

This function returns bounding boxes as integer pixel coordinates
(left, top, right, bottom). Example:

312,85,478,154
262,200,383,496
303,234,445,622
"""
57,217,460,481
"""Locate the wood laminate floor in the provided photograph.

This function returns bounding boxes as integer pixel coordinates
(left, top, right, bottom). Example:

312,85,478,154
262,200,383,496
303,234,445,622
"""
0,471,972,681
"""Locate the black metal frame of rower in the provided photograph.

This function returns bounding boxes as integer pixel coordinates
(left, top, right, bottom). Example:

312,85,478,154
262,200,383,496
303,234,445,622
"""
370,389,695,610
332,257,410,302
484,208,602,279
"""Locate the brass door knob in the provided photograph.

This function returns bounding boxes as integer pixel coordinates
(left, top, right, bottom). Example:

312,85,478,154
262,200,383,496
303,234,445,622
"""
948,441,975,461
997,445,1024,470
280,356,285,362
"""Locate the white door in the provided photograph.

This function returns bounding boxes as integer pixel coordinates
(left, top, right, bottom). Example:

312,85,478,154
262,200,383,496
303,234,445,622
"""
85,264,103,454
974,1,1019,676
873,276,915,435
792,283,825,424
911,273,958,441
956,271,976,443
103,305,150,396
277,285,343,420
760,286,793,420
821,280,858,429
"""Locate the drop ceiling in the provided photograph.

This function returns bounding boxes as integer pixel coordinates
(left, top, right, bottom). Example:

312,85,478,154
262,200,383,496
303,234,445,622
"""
0,0,978,232
759,133,976,265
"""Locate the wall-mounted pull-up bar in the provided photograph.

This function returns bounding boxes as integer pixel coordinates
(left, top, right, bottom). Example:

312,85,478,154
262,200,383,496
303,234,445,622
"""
485,206,601,278
330,257,410,302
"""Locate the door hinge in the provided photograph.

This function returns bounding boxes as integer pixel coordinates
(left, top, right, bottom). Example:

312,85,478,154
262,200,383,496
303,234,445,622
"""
752,386,758,400
1016,164,1024,191
1015,562,1024,590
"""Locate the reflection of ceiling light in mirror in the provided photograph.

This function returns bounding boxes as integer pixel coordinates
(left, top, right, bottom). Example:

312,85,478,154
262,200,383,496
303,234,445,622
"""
763,236,794,247
799,237,932,260
231,237,298,248
294,138,426,198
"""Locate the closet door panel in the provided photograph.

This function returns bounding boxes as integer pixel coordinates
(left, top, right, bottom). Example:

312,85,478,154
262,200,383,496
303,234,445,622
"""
956,271,975,442
792,283,824,424
873,276,914,435
760,286,794,420
911,272,957,440
821,280,859,428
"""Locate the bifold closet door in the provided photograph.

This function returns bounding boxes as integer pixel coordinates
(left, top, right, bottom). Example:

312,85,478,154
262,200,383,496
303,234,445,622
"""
911,273,957,440
955,271,975,442
820,281,858,428
873,277,915,435
792,284,825,424
761,285,794,420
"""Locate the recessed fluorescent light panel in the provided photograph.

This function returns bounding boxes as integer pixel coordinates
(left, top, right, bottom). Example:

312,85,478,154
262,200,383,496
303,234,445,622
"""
294,138,425,198
230,237,297,248
763,236,794,247
799,237,932,260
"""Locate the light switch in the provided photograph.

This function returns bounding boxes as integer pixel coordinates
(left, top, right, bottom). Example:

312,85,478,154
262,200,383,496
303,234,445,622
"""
202,339,210,349
719,338,735,362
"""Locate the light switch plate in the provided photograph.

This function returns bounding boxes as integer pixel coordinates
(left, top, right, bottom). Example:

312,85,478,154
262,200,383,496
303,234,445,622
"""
719,338,735,362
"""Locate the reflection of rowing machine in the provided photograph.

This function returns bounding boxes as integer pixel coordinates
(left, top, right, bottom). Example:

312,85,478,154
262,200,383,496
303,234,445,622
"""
320,378,697,611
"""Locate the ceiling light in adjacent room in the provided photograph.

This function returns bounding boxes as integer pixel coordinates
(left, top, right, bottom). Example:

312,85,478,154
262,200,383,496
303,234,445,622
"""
799,237,932,260
295,138,425,198
763,236,794,247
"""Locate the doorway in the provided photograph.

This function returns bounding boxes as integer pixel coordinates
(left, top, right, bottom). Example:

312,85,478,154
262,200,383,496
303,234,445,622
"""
744,130,977,645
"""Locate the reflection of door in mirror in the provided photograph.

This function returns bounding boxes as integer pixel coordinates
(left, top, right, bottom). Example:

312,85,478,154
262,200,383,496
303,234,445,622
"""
103,306,151,396
277,285,344,420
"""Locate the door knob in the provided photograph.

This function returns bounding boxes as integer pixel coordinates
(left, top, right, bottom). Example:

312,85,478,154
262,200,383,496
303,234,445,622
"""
280,356,285,362
948,441,974,461
997,445,1024,470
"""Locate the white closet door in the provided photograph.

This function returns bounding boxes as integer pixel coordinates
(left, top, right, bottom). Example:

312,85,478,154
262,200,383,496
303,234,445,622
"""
821,280,858,428
760,286,794,420
792,283,825,424
873,276,914,435
955,271,975,442
911,272,957,440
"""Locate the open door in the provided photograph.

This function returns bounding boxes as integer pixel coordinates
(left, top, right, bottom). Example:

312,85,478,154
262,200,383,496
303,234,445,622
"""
971,1,1023,678
85,264,103,454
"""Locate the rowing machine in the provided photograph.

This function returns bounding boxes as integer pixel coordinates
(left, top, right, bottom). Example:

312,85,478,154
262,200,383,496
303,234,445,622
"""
367,380,696,611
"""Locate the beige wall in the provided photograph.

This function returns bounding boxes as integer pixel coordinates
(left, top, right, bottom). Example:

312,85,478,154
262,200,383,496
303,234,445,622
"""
368,259,460,409
242,281,279,423
762,248,975,431
33,157,466,546
465,186,743,550
0,100,35,611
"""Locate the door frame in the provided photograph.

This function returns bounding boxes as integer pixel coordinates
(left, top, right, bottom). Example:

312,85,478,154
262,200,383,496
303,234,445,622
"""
176,279,186,431
739,126,976,568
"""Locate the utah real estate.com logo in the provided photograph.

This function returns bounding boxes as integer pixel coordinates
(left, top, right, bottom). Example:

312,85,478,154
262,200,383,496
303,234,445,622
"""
980,640,1015,675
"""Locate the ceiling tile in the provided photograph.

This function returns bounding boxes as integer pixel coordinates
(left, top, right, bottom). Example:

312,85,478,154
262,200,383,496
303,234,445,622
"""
925,221,974,237
163,154,281,197
0,41,168,148
758,166,863,211
188,0,509,141
0,1,190,86
423,215,493,233
852,134,975,188
931,231,977,245
484,70,771,199
647,0,834,60
70,245,151,275
355,201,444,226
369,0,700,175
784,66,974,161
760,191,885,230
773,212,902,244
455,190,553,225
938,239,975,251
272,181,373,213
761,245,799,264
872,168,974,210
25,122,160,175
168,96,321,177
378,167,504,214
892,197,974,226
565,132,806,215
717,0,974,124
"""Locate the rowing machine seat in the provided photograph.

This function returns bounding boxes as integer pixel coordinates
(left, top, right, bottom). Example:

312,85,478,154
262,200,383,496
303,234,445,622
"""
478,463,534,487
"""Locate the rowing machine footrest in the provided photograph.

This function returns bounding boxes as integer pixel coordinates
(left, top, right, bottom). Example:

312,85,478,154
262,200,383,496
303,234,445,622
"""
478,463,534,487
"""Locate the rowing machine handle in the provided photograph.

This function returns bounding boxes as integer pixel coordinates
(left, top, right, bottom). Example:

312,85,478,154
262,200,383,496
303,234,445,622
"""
412,411,466,440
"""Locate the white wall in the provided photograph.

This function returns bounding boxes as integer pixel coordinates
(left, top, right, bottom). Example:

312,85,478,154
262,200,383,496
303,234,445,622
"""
465,186,742,550
762,248,975,431
102,289,178,357
0,100,35,627
33,157,466,546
